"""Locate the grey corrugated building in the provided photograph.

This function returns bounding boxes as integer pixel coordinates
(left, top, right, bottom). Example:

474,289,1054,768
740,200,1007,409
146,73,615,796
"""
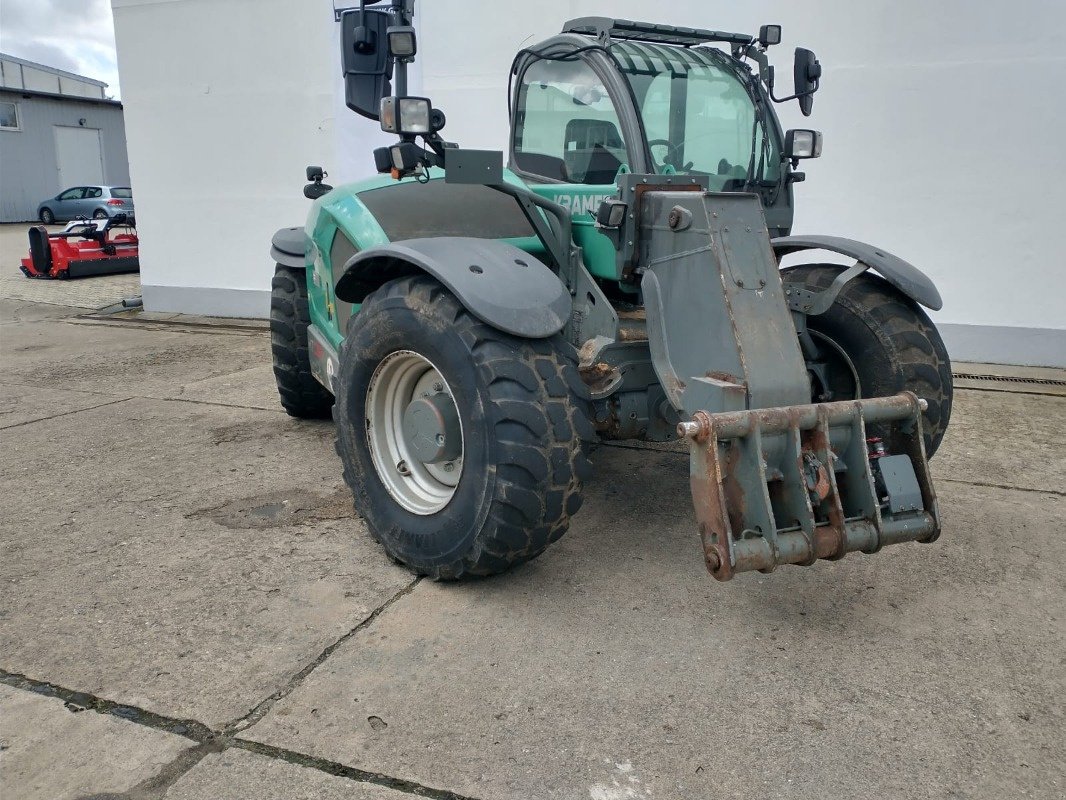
0,53,131,222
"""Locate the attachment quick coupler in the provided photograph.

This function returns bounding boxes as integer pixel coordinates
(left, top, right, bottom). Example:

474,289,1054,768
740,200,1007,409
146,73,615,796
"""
678,392,940,581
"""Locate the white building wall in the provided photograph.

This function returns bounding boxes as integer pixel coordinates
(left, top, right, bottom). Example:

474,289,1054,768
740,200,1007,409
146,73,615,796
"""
112,0,339,316
112,0,1065,365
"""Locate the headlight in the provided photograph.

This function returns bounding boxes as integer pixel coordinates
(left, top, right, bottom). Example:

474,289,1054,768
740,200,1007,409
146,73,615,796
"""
379,96,432,135
389,142,423,172
785,129,823,159
595,199,628,229
387,25,417,58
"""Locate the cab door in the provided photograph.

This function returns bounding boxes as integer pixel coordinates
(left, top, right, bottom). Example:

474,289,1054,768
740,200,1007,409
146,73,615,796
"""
509,50,646,187
508,49,648,281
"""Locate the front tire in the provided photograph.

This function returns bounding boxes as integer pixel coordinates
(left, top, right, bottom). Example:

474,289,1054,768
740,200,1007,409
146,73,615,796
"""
39,208,55,224
270,265,334,419
334,275,593,579
782,264,953,456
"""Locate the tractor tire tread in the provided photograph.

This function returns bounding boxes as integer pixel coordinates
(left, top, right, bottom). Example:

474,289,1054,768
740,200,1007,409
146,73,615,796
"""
782,263,952,455
270,265,333,419
335,275,592,580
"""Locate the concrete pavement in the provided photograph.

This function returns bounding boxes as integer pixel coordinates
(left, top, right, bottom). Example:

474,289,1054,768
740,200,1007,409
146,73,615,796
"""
0,294,1063,799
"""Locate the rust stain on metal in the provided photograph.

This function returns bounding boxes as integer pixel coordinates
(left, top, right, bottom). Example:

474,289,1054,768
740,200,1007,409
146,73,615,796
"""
579,361,615,393
618,326,647,342
577,338,599,365
719,444,747,545
704,370,740,384
685,414,736,581
806,414,847,559
810,456,831,501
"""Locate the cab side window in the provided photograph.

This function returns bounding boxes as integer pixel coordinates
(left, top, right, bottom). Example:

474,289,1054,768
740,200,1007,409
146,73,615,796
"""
513,58,627,184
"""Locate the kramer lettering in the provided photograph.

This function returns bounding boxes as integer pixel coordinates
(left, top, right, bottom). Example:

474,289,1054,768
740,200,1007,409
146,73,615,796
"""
554,194,611,215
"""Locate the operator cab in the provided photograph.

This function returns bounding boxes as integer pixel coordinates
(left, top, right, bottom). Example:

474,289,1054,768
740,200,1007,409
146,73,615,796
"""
512,41,781,192
509,18,823,233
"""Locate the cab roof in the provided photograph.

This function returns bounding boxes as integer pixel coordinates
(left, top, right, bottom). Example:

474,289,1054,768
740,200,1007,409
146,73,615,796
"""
562,17,754,49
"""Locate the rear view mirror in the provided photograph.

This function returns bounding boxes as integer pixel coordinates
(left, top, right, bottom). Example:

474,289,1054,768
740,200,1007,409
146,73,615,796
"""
793,48,822,116
340,8,393,121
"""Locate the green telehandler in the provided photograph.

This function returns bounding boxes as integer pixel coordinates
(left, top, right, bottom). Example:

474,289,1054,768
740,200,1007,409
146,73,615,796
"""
269,2,952,581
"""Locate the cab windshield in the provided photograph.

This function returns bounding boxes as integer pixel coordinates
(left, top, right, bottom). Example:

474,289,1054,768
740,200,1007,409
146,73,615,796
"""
613,42,780,189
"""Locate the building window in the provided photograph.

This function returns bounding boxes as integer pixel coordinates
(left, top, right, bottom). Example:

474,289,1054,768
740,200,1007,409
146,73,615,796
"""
0,101,19,130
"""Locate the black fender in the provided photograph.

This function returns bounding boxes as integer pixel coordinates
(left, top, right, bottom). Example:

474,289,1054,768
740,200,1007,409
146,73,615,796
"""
334,237,571,339
270,226,307,270
772,234,942,311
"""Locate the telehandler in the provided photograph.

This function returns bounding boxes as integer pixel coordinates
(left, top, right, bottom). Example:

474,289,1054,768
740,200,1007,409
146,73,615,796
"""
270,2,952,581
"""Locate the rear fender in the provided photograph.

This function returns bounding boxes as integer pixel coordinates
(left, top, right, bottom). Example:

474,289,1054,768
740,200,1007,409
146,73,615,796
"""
772,234,942,311
334,237,571,339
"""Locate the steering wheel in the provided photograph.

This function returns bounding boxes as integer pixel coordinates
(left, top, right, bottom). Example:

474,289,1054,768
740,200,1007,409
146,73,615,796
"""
648,139,693,173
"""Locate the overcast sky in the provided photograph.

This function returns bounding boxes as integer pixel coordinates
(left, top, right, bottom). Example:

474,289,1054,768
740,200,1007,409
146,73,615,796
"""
0,0,121,97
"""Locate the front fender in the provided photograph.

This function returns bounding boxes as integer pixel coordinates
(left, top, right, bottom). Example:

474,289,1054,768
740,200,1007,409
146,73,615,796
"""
270,226,307,270
334,237,571,339
772,234,942,311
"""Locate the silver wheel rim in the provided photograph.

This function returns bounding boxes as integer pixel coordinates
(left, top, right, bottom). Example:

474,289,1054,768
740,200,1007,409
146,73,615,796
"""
365,350,463,515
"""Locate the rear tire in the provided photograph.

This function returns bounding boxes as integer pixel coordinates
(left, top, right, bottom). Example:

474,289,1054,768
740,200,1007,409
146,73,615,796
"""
93,209,108,220
270,265,334,419
334,275,593,579
782,264,953,456
39,208,55,224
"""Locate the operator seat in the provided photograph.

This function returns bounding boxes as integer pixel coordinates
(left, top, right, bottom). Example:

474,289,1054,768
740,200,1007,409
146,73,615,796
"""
563,118,625,184
583,144,622,184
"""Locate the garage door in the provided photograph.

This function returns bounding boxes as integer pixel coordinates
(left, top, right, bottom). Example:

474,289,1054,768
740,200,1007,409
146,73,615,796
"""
54,126,104,189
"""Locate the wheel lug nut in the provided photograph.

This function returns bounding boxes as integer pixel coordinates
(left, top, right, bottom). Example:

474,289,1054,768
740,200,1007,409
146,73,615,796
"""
443,462,455,472
396,459,411,476
435,433,445,445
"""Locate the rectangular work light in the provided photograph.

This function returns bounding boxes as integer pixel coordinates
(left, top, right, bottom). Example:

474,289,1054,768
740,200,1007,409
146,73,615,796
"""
785,129,823,159
387,25,417,58
595,199,628,229
379,96,432,135
759,24,782,47
389,142,421,170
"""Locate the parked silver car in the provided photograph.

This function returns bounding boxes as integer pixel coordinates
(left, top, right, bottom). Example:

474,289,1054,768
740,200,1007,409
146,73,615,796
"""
37,186,135,224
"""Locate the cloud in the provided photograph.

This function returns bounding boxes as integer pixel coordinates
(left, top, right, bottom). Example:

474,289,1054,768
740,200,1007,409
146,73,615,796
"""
0,0,121,97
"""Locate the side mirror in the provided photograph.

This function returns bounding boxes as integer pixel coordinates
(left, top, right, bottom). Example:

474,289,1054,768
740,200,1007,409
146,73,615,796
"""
793,48,821,116
340,8,393,121
304,165,333,200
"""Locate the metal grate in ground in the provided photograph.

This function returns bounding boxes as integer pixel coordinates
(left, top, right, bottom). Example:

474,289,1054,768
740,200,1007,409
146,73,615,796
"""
953,372,1066,388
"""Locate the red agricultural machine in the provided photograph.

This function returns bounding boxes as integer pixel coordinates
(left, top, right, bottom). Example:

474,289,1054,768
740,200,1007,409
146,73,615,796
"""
20,215,140,279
